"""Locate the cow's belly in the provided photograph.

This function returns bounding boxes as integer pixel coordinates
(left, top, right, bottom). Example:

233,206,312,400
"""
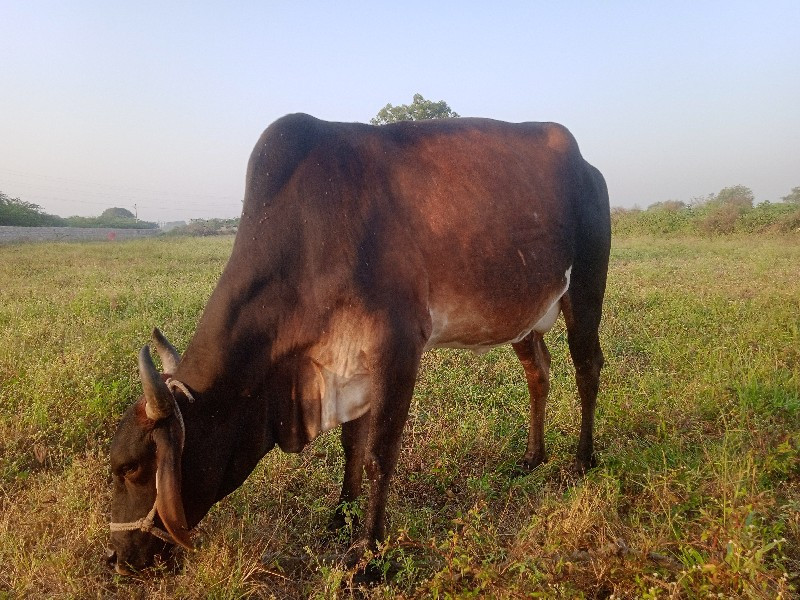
424,265,571,354
300,266,570,436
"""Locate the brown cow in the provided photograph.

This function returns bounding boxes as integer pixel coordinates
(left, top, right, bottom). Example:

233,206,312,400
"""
107,114,610,574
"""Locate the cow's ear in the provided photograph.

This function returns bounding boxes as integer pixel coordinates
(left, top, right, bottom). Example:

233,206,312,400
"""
153,424,192,550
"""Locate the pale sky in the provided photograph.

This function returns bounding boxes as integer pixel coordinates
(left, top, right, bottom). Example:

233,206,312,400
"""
2,1,798,223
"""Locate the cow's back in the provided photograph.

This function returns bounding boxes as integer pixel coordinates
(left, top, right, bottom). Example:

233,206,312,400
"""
235,115,598,349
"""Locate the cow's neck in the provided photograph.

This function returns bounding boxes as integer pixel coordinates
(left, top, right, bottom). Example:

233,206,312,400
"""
168,296,284,525
175,221,319,391
166,230,334,520
176,267,288,392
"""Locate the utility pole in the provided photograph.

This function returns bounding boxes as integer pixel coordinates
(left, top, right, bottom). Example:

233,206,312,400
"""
133,203,138,220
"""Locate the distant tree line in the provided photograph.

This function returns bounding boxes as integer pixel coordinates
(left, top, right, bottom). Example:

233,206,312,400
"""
167,218,239,236
612,185,800,235
0,192,158,229
0,192,64,226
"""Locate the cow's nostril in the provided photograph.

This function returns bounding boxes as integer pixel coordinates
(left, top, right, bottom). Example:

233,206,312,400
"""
105,548,117,566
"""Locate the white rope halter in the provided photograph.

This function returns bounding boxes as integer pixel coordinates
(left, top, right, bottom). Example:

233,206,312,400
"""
108,378,195,545
109,503,176,544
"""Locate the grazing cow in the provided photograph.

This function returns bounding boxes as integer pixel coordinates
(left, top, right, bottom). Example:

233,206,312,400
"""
107,114,610,574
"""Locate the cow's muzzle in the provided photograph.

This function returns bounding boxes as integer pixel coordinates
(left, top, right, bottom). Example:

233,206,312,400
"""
105,548,135,576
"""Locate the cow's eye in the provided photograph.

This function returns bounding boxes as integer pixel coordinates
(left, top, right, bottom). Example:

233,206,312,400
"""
119,463,140,478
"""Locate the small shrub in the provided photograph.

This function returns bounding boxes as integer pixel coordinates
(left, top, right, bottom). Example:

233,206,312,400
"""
700,203,744,234
771,205,800,233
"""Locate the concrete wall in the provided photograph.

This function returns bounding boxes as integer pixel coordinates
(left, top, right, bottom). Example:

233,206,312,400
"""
0,226,161,244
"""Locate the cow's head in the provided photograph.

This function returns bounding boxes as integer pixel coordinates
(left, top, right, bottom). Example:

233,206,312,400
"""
107,329,192,575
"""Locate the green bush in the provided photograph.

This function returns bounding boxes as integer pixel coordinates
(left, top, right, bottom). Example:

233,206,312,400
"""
611,203,698,236
737,201,800,233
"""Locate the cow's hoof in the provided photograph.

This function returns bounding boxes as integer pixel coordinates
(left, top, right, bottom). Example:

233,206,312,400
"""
326,512,347,532
326,506,360,545
351,559,393,585
512,453,547,477
342,541,368,569
343,545,397,586
574,453,598,475
327,510,360,532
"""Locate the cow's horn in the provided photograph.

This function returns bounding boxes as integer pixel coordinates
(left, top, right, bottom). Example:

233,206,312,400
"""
138,346,174,421
151,328,181,374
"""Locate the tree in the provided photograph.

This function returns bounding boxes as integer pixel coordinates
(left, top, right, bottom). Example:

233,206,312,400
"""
371,93,460,125
648,200,686,212
781,186,800,204
713,185,754,209
101,207,136,219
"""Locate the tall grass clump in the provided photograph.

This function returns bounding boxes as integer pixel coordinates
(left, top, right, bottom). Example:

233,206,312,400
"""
1,232,798,597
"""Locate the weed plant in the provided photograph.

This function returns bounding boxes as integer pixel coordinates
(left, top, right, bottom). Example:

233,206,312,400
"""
0,234,798,598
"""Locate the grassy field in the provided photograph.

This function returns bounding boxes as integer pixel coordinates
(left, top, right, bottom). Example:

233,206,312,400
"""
1,234,798,598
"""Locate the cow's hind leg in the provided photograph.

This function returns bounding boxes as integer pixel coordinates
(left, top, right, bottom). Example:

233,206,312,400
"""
563,161,609,473
562,292,604,473
328,411,370,532
512,331,551,473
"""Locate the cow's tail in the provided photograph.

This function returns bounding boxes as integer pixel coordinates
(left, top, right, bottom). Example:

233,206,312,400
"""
563,160,611,369
573,162,611,309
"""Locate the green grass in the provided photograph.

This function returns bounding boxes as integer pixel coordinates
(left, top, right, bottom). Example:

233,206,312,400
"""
1,234,798,598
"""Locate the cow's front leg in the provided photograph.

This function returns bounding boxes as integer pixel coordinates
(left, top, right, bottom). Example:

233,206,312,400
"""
328,411,370,533
345,335,422,567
